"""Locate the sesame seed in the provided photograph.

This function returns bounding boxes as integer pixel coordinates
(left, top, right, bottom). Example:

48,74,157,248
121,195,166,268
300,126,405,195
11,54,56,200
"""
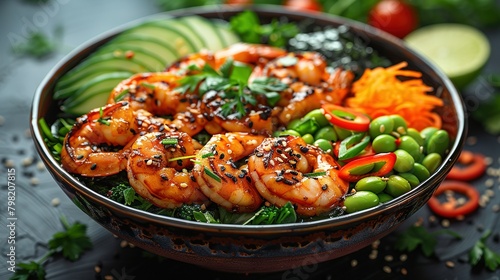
400,268,408,276
146,159,153,165
180,183,188,188
441,219,450,227
400,254,408,262
383,266,391,273
36,161,45,171
30,177,40,186
384,255,394,262
51,197,61,207
350,259,358,267
228,149,233,155
445,261,455,268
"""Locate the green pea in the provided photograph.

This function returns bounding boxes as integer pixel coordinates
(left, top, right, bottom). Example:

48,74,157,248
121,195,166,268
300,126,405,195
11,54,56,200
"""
355,176,387,194
314,126,338,142
334,126,353,140
287,118,319,136
398,173,420,188
313,139,333,152
302,134,314,144
426,129,449,156
377,193,394,203
369,116,394,138
385,175,411,197
398,135,423,162
406,128,424,146
389,115,408,135
372,134,397,153
274,129,301,137
394,149,415,173
304,109,330,127
343,191,379,213
411,163,430,182
422,153,442,174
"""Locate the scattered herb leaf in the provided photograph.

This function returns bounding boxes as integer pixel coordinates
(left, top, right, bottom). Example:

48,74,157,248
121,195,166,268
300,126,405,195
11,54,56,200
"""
469,230,500,271
394,225,461,257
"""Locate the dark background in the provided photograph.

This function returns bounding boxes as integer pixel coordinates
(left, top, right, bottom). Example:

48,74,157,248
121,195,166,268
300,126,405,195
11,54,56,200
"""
1,1,499,279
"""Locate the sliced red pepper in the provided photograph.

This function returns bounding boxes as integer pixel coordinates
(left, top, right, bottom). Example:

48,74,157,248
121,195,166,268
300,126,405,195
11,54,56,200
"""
446,150,487,181
427,180,480,218
338,152,396,182
337,133,370,161
321,104,370,132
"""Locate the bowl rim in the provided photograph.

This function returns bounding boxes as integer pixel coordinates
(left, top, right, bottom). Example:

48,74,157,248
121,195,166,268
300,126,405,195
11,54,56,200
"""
30,5,467,234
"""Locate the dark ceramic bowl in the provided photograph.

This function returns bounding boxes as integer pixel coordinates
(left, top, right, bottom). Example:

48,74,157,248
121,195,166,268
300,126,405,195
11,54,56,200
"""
31,5,466,274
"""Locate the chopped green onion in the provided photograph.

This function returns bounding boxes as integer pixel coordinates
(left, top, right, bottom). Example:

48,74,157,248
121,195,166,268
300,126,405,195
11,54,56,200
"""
140,82,156,90
204,166,221,183
168,155,196,162
303,171,327,178
96,107,110,126
201,152,214,158
114,88,129,102
161,138,178,145
39,118,55,142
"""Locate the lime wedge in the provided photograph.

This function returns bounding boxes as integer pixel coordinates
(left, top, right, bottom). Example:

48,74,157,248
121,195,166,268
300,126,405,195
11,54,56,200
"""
405,24,490,89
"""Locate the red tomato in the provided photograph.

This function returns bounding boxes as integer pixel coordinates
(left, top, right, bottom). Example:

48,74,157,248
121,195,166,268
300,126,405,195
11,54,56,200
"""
368,0,418,38
283,0,322,12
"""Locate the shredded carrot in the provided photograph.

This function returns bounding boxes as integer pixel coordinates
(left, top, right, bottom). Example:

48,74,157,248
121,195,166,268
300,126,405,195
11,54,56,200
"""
345,62,443,131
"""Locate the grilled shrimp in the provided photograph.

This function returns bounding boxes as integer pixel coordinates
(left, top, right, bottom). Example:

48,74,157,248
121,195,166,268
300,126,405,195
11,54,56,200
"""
247,135,349,216
61,102,173,177
127,132,208,208
193,133,265,213
253,52,354,124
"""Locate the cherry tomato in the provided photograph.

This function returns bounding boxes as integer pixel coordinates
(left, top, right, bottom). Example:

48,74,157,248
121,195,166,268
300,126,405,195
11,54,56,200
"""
368,0,418,38
427,180,480,218
283,0,322,12
446,150,487,181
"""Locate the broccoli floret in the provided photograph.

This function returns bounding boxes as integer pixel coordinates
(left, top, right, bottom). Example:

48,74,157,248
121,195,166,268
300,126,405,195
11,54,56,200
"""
106,183,130,203
175,204,203,221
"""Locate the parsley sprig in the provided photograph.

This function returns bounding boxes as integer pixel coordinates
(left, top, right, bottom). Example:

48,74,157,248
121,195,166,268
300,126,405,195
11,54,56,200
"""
10,216,92,280
394,224,461,257
176,58,286,119
469,230,500,271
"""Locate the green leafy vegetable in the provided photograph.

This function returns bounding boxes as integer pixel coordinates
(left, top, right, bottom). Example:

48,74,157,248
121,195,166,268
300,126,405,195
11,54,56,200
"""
39,117,74,162
244,201,297,225
394,225,461,257
176,57,286,119
469,230,500,271
96,107,110,125
229,10,299,48
10,261,46,280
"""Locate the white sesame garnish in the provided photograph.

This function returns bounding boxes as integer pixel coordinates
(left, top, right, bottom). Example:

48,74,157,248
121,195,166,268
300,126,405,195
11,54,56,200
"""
51,197,61,207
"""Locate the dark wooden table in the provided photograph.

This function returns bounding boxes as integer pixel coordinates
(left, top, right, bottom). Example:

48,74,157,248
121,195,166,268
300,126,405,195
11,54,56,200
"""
1,1,499,279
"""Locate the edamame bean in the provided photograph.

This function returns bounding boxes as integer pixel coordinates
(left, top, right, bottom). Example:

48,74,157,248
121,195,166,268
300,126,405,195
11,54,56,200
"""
334,126,352,140
343,191,379,213
302,134,315,144
426,129,449,156
420,127,438,139
355,176,387,193
313,139,333,152
304,109,330,127
406,128,424,146
389,115,408,135
398,135,423,162
394,149,415,173
422,152,442,173
369,116,394,138
398,173,420,188
372,134,397,153
411,163,430,182
385,175,411,197
378,193,394,203
314,126,338,142
274,129,301,137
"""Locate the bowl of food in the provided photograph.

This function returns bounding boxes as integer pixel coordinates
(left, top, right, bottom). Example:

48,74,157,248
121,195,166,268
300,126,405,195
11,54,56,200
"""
31,5,466,274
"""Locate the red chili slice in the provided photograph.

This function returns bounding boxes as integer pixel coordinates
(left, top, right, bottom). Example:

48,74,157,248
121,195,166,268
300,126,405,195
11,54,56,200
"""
338,152,396,182
321,104,371,132
447,150,487,181
427,180,480,218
